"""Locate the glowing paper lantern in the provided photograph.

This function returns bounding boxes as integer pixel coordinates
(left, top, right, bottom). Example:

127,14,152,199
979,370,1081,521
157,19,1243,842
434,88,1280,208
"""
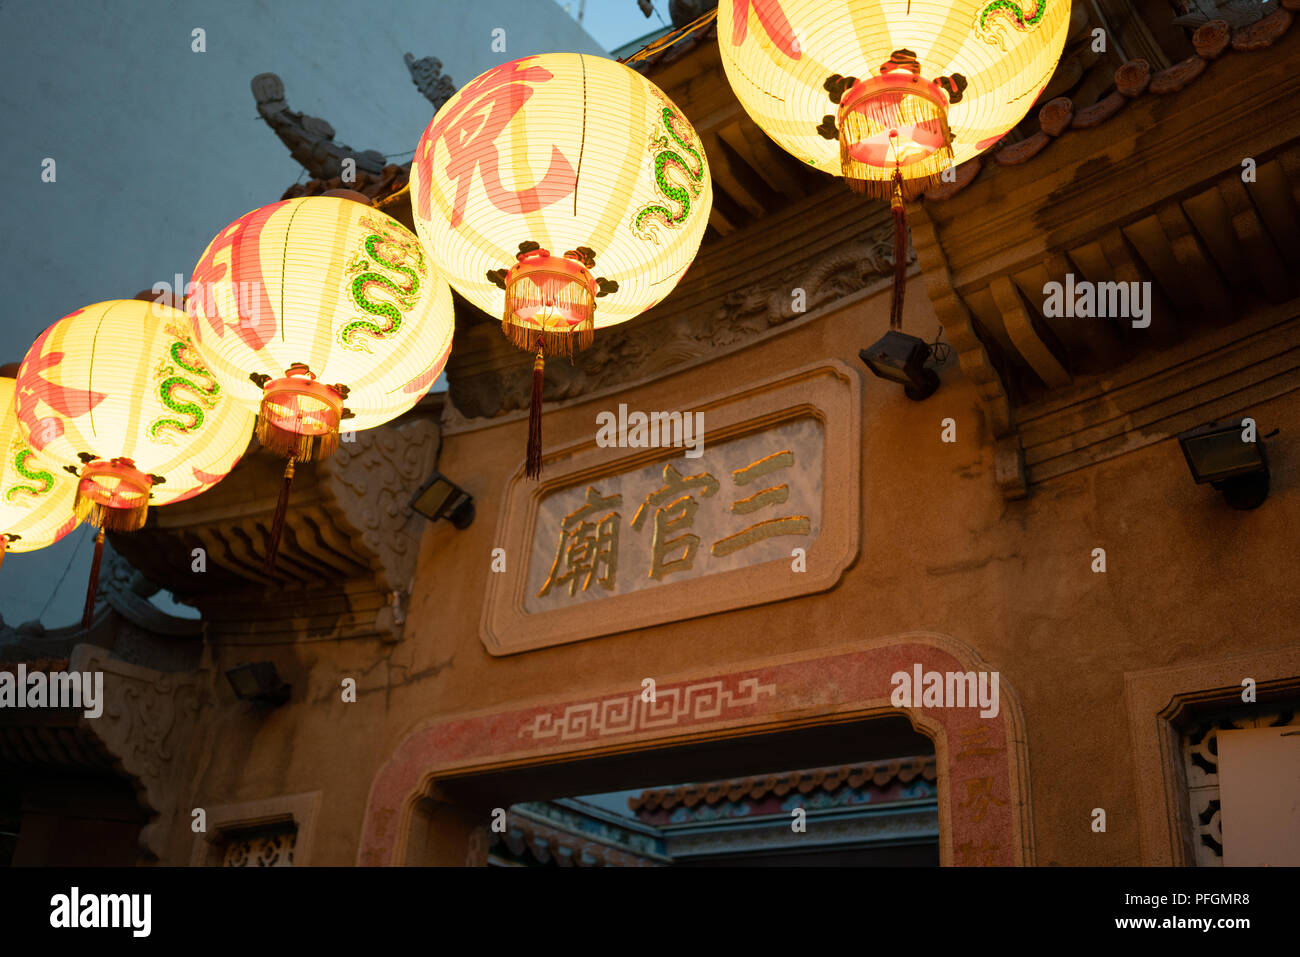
0,377,80,569
187,196,455,564
15,300,255,624
718,0,1069,327
409,53,712,477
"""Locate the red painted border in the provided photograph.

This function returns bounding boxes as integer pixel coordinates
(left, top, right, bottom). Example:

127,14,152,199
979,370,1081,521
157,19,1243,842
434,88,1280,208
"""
358,634,1027,866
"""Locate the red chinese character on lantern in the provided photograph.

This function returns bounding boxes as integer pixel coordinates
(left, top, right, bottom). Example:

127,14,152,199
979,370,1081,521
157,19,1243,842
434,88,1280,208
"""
415,57,576,228
15,322,106,452
187,201,281,352
730,0,802,59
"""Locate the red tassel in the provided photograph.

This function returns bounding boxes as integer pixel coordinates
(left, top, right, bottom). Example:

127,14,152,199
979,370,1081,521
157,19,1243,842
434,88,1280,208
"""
526,345,545,480
82,527,105,630
0,536,7,573
265,458,294,570
889,168,908,331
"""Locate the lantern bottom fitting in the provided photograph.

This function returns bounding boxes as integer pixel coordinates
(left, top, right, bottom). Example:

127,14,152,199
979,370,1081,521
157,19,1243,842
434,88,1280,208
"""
75,459,153,532
838,74,954,201
257,374,346,463
503,250,597,359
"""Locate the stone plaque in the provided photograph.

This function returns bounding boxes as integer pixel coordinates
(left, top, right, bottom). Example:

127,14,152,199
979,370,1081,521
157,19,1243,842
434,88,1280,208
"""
482,362,861,655
525,417,824,613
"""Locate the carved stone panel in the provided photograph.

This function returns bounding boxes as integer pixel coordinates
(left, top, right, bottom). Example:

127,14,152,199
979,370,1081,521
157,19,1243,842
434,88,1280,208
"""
481,362,861,655
524,417,824,614
71,644,200,861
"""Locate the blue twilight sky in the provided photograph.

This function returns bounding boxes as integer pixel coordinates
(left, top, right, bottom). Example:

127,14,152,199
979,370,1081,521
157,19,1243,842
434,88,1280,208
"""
0,1,669,631
552,0,673,52
0,0,611,630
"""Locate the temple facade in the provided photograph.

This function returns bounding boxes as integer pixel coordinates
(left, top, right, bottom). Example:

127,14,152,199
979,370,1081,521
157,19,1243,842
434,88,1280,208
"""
3,0,1300,867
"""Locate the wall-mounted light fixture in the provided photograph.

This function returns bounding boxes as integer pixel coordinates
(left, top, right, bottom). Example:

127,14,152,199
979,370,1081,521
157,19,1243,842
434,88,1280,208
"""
1177,421,1270,510
858,330,943,401
410,471,475,529
225,661,290,706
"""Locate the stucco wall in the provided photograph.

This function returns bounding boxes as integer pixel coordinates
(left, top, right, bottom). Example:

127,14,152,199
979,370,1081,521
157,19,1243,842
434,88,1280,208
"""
169,275,1300,865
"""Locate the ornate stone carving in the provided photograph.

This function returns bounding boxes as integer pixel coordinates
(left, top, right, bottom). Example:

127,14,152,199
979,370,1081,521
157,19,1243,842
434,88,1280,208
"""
446,220,906,422
251,72,386,180
1192,19,1232,57
1114,59,1152,98
1232,7,1293,48
1150,56,1209,94
1037,97,1075,136
321,418,440,611
222,825,296,867
71,644,201,861
1173,0,1278,29
924,159,981,201
405,53,456,111
1071,90,1127,127
995,130,1052,166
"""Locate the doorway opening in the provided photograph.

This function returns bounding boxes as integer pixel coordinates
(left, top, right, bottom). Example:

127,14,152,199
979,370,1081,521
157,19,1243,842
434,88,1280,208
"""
424,712,940,866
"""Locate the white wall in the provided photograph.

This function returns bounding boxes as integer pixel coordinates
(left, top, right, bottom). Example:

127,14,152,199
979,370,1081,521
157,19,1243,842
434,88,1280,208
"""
0,0,603,628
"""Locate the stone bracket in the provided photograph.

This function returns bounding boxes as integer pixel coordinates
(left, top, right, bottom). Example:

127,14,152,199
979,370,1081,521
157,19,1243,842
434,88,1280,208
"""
71,644,201,861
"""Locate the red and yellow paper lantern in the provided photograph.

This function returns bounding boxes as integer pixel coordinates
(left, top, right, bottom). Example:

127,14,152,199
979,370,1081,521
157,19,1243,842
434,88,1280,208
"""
15,300,255,624
718,0,1069,328
0,377,79,569
409,53,712,477
187,196,455,564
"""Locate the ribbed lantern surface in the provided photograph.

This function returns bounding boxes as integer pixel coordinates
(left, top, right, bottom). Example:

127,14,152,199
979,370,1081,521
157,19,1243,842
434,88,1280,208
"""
0,376,79,559
186,195,455,566
187,196,455,445
408,52,712,476
718,0,1071,195
15,300,255,531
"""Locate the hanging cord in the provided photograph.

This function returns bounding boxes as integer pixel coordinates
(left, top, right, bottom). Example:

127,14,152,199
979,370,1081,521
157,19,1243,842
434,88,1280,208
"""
619,7,718,64
264,458,295,570
81,526,106,630
889,166,908,331
526,342,546,479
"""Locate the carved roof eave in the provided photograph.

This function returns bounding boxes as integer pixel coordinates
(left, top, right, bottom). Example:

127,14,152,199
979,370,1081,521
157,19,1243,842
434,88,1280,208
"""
911,10,1300,499
105,401,444,644
443,193,906,428
0,643,202,862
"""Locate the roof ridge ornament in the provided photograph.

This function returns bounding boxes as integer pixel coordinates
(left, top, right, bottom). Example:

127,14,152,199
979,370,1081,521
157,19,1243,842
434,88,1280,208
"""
250,72,387,180
404,53,457,112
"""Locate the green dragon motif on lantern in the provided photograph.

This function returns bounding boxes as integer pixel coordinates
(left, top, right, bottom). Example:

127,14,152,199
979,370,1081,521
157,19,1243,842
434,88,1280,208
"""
977,0,1048,49
340,215,427,352
632,104,706,244
148,325,222,443
3,442,54,503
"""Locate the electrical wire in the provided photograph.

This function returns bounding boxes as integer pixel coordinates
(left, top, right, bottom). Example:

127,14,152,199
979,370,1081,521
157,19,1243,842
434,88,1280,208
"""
619,6,718,64
36,525,89,621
